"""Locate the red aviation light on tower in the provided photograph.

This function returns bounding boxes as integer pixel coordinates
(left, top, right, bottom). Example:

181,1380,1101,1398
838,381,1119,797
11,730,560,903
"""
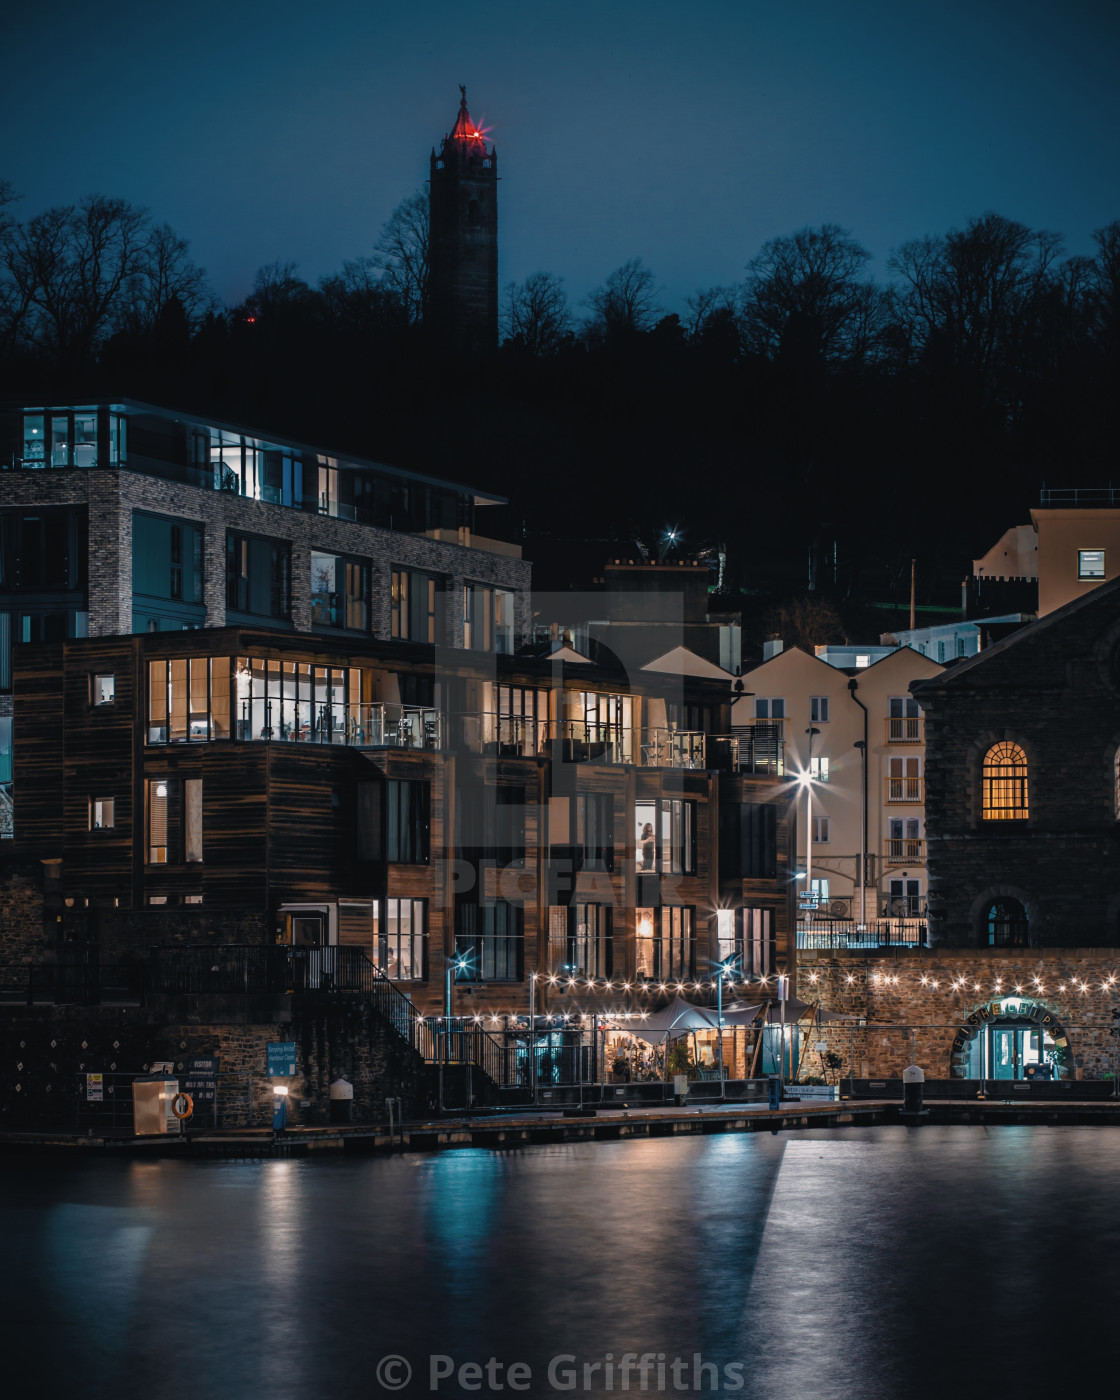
450,85,492,151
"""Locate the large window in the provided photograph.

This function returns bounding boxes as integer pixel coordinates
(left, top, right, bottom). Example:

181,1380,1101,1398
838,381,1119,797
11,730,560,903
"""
391,568,441,642
132,512,205,632
387,780,430,863
311,551,367,631
719,802,778,880
549,904,612,979
456,902,523,981
576,794,614,871
149,658,231,743
147,777,203,864
982,742,1029,820
492,684,545,754
20,410,101,468
635,906,693,981
463,583,515,652
375,898,427,981
634,798,696,874
715,907,772,976
0,507,87,590
226,532,290,620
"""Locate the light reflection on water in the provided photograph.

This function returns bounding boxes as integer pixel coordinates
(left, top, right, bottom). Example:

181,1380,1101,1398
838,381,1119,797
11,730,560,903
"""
2,1126,1119,1399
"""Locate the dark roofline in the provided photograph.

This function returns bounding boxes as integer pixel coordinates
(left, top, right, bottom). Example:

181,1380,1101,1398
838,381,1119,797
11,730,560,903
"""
3,396,507,507
913,572,1120,694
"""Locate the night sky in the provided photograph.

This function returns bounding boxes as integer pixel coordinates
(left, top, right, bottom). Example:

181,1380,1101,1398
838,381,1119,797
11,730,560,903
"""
4,0,1119,314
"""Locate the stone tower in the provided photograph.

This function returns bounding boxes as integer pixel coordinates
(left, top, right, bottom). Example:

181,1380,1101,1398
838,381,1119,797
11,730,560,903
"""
428,87,498,354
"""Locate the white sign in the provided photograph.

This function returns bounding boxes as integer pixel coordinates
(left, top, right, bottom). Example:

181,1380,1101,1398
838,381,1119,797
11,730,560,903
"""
86,1073,103,1102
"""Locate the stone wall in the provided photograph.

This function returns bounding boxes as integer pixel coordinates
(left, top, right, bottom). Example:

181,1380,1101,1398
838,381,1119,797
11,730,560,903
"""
0,864,51,964
916,579,1120,946
0,995,430,1131
796,946,1120,1081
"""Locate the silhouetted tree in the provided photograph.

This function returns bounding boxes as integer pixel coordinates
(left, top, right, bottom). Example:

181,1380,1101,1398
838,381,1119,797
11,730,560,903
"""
887,212,1063,417
2,194,151,372
740,224,885,367
372,190,429,325
503,271,571,355
584,258,662,339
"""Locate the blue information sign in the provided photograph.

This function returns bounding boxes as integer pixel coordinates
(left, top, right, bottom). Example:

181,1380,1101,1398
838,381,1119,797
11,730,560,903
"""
267,1041,297,1077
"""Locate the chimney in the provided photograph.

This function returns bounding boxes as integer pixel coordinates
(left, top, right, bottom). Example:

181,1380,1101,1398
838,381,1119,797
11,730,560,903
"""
762,639,784,661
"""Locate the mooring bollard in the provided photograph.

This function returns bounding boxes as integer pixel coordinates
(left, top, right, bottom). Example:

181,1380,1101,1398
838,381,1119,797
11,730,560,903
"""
902,1063,924,1116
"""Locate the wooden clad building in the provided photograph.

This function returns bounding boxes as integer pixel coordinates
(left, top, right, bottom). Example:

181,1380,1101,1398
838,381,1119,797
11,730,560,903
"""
8,627,798,1017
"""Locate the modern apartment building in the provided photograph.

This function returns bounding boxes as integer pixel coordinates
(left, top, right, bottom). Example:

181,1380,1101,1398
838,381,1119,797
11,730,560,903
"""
10,627,798,1028
0,398,530,820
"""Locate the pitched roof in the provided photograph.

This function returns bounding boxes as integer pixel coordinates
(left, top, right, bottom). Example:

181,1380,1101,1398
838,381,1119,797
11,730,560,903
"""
913,572,1120,691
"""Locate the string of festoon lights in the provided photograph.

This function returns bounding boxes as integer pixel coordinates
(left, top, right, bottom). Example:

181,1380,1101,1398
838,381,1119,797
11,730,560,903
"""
410,967,1120,1027
803,969,1120,998
412,970,791,1027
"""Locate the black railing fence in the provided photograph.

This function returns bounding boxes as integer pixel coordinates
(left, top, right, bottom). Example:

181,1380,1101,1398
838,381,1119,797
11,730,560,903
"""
0,962,145,1006
796,918,927,949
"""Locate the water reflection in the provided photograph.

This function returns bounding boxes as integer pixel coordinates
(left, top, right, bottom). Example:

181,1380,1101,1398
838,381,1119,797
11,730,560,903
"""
3,1127,1120,1399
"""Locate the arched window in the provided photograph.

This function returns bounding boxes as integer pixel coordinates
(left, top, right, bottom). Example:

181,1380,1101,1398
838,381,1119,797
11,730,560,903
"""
982,742,1029,820
986,898,1029,947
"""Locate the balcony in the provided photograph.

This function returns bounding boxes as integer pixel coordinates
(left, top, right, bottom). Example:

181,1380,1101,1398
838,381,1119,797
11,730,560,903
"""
884,837,926,865
424,526,523,559
796,916,927,949
885,716,923,744
710,723,786,776
885,776,923,803
463,717,708,767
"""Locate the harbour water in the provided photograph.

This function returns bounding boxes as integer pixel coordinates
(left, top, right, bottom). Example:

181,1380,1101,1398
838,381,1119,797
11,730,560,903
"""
2,1125,1115,1398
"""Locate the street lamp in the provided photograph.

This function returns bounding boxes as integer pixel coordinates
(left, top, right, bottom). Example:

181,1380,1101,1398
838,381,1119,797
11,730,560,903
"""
445,951,472,1020
803,727,821,915
712,950,741,1085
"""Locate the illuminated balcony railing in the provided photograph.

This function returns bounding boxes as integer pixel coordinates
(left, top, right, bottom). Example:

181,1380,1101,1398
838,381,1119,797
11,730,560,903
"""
884,838,926,865
885,776,924,804
885,716,923,744
234,702,442,749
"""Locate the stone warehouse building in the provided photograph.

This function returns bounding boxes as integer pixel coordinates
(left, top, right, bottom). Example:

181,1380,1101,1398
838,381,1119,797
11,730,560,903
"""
794,575,1120,1085
0,397,530,822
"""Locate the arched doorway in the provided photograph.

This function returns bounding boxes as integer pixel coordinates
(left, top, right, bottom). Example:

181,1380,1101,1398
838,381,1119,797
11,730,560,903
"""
950,998,1070,1079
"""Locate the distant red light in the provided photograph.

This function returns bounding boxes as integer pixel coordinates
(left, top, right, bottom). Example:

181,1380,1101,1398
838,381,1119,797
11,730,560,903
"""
245,316,256,324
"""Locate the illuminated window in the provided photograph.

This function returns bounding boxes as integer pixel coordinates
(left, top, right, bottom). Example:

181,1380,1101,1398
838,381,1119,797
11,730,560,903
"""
810,755,829,783
89,797,115,830
92,674,115,706
982,742,1028,820
1078,549,1105,579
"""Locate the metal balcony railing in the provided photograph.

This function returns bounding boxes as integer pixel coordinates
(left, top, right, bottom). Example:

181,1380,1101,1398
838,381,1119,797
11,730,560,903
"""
885,776,924,803
885,716,923,744
884,838,926,865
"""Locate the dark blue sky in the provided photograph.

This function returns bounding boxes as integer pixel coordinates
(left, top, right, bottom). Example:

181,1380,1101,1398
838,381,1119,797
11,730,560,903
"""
4,0,1118,314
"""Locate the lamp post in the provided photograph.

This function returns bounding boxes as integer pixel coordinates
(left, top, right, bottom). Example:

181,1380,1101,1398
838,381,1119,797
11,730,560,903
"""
713,953,741,1087
803,726,821,914
445,952,472,1020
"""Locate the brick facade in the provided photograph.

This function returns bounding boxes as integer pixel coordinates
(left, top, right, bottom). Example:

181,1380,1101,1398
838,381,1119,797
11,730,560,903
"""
0,467,530,649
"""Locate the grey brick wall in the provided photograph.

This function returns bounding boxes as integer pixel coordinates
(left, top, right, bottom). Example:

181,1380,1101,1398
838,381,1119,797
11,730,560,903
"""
0,468,531,649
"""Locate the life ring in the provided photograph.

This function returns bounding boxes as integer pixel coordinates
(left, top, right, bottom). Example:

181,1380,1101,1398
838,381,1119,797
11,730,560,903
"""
171,1092,194,1120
